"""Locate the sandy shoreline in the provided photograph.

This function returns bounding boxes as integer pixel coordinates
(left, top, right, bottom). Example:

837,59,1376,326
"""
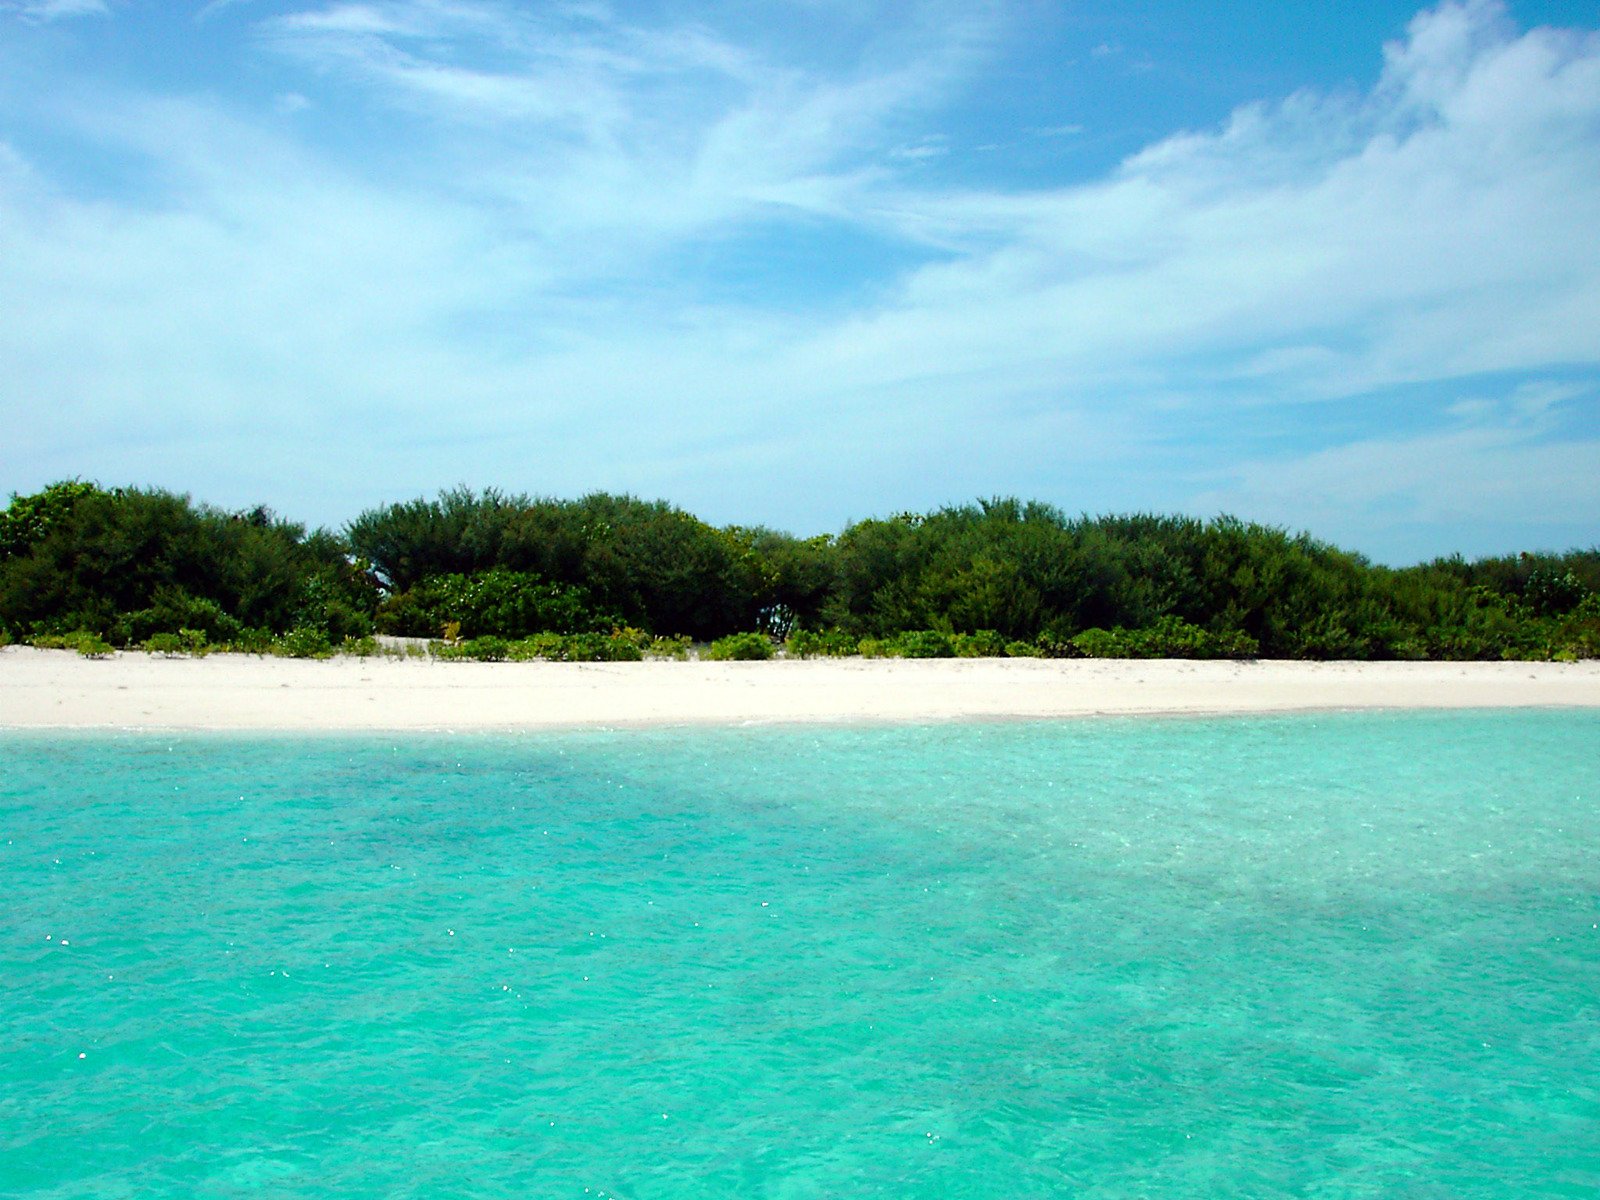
1,645,1597,731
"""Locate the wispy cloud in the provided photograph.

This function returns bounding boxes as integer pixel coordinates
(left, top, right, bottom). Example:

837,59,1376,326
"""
254,0,998,261
2,0,110,21
1194,380,1600,559
0,0,1595,559
196,0,257,22
773,0,1600,508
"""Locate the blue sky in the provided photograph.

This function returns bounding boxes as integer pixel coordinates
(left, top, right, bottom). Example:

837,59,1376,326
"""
1,0,1596,563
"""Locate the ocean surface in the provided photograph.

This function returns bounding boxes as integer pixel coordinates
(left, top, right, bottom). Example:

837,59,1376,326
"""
3,711,1598,1199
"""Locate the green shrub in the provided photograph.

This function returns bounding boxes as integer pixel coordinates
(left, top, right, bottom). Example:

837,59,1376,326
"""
143,632,187,656
707,632,774,661
376,569,616,639
0,485,375,642
494,631,645,662
506,633,564,661
0,480,101,560
275,626,334,659
340,635,381,657
1389,637,1430,661
891,630,955,659
116,589,240,647
857,631,961,658
1545,595,1600,660
76,634,114,659
461,636,510,662
29,630,103,653
646,634,692,659
1524,567,1586,617
567,633,643,662
8,482,1599,664
144,627,209,656
1425,629,1491,660
950,629,1006,658
1069,617,1259,659
225,627,279,655
785,627,859,658
1068,628,1122,658
1004,639,1043,657
1280,614,1371,660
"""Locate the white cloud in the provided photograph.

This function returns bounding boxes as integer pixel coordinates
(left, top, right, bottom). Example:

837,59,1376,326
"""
271,3,410,37
2,0,110,20
253,0,996,266
196,0,254,21
794,1,1600,416
1193,382,1600,560
0,0,1596,555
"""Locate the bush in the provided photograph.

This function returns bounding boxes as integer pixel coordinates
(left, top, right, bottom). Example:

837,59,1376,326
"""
857,631,965,658
76,633,114,659
1554,597,1600,660
432,636,513,661
1069,617,1259,659
0,485,376,642
1279,614,1371,660
28,630,111,657
1524,567,1586,617
116,589,240,647
0,480,102,560
506,633,565,661
565,633,643,662
376,568,615,639
1004,639,1043,657
142,627,209,656
707,632,774,661
785,627,859,658
7,483,1599,663
340,635,381,658
225,627,279,655
1068,628,1123,658
646,634,692,659
462,636,510,662
275,626,334,659
144,632,188,656
29,630,103,653
950,629,1007,658
491,631,645,662
892,630,956,659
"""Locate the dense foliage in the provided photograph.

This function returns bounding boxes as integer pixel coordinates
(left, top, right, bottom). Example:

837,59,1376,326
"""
0,482,374,647
348,489,783,640
2,483,1596,660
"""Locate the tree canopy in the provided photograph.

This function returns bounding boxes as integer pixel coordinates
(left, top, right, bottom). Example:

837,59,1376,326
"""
2,482,1595,660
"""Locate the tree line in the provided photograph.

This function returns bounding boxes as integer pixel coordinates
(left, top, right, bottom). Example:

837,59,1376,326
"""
1,481,1596,660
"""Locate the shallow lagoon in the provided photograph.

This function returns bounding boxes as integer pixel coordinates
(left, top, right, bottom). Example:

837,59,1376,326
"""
4,711,1598,1198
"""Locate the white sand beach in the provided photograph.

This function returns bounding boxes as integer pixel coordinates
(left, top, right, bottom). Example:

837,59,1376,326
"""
1,645,1597,731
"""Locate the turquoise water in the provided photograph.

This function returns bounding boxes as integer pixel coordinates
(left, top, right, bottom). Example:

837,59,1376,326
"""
3,711,1599,1198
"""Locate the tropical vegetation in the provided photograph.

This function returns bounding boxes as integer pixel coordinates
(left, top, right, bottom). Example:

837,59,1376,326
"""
1,482,1595,661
